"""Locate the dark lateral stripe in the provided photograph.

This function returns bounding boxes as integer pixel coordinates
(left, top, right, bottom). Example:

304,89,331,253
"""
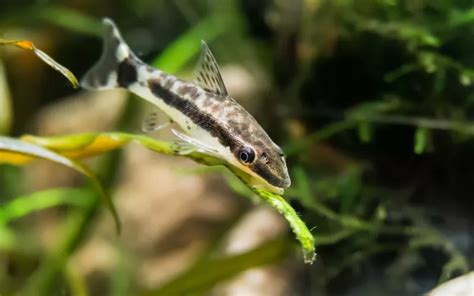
147,78,286,188
147,79,239,150
252,162,288,188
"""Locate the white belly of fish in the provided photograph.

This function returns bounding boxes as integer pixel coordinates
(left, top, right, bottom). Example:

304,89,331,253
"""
127,78,235,165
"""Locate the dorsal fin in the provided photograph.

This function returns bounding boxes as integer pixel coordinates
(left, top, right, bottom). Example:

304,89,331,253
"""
193,41,228,97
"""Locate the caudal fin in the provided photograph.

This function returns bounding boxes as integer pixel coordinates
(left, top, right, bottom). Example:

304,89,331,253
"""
81,18,139,90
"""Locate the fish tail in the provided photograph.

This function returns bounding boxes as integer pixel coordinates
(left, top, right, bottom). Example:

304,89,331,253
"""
81,18,140,90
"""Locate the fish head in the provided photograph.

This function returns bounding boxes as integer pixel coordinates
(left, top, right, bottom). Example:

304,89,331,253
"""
229,133,291,195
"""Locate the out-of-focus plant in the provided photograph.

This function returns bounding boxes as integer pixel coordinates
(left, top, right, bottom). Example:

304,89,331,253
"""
271,0,474,293
0,38,119,228
0,60,12,135
0,136,119,231
0,38,79,88
0,34,123,295
1,0,473,295
0,3,314,295
1,35,81,134
0,132,316,263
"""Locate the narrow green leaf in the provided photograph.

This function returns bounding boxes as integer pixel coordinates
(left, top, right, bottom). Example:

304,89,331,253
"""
284,120,356,156
347,97,403,119
414,127,429,154
65,261,90,296
33,47,79,88
0,227,17,250
141,238,290,296
384,63,417,82
0,39,79,88
292,166,314,207
449,8,474,28
0,188,93,225
357,121,372,143
459,72,472,86
14,132,315,263
254,188,316,263
0,59,12,135
0,136,120,232
152,16,228,73
35,5,102,37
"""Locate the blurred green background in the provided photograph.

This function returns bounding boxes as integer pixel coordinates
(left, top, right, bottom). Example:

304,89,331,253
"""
1,0,473,295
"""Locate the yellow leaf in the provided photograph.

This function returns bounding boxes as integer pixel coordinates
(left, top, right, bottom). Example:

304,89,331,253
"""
16,132,316,262
0,136,121,232
0,38,79,88
0,151,33,164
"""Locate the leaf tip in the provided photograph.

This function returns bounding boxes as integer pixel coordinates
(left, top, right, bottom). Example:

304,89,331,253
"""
303,249,317,264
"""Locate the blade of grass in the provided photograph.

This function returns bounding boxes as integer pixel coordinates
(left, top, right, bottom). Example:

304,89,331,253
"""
0,188,94,225
414,127,429,154
140,237,290,296
65,261,89,296
0,227,17,250
14,131,316,263
35,5,102,37
0,5,101,37
284,120,356,156
0,59,12,135
152,16,228,73
21,191,99,296
0,38,79,88
0,136,120,232
20,98,140,296
20,153,123,296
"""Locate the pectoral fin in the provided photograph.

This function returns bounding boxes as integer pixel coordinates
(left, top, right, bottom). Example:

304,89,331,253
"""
142,107,172,132
171,128,218,155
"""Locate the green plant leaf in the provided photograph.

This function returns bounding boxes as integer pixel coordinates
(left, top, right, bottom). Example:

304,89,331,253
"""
0,38,79,88
0,136,120,232
152,16,228,73
414,127,429,154
357,121,372,143
35,5,102,37
6,132,316,263
254,188,316,263
0,188,94,225
0,227,17,250
140,238,290,296
0,59,12,135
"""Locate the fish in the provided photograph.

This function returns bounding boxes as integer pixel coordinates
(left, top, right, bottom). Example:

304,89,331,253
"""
81,18,291,194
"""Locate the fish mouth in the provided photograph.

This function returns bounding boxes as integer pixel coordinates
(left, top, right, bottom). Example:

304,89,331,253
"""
252,163,291,189
236,160,292,192
268,175,292,189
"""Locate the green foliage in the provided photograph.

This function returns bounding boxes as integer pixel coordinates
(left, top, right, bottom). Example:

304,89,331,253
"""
142,238,290,296
0,0,473,295
0,188,93,226
0,3,313,294
0,136,120,232
0,132,316,263
0,60,12,135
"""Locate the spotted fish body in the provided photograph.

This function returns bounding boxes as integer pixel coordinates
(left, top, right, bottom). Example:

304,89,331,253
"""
81,18,291,193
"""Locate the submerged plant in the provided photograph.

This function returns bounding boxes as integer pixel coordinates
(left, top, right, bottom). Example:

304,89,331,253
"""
0,37,315,263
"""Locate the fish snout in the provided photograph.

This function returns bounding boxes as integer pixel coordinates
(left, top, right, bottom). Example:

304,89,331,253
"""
278,172,292,189
269,169,291,189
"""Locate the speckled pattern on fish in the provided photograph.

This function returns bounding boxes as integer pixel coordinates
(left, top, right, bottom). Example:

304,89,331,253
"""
80,18,291,193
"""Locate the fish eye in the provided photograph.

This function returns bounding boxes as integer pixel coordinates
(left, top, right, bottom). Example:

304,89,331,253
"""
237,146,256,164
